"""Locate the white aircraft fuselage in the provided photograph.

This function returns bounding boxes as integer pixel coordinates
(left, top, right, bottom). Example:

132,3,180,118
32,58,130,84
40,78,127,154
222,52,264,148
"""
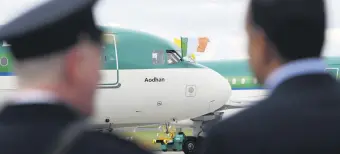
0,67,231,128
0,26,232,129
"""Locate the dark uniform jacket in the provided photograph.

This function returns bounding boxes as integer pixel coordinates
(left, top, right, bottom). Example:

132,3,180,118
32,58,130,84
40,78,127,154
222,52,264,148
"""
202,74,340,154
0,102,153,154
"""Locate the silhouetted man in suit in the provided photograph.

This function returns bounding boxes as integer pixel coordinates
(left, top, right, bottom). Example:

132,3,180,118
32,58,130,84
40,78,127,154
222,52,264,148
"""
0,0,153,154
202,0,340,153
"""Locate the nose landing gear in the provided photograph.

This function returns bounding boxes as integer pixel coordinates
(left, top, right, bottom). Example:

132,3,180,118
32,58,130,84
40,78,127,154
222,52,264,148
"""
181,113,222,154
182,136,197,154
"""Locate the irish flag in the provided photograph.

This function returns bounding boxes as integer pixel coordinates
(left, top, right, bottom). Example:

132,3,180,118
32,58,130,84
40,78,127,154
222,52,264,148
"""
173,37,210,61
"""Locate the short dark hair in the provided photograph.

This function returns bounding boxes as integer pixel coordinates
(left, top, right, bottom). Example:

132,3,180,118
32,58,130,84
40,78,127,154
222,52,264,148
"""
250,0,326,61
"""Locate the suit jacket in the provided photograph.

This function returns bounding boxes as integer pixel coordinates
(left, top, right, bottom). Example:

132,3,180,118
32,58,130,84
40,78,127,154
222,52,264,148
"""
202,74,340,154
0,102,153,154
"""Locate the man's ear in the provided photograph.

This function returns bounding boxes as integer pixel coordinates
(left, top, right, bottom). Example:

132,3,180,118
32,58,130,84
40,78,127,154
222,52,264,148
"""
257,31,274,65
251,29,266,59
63,47,81,84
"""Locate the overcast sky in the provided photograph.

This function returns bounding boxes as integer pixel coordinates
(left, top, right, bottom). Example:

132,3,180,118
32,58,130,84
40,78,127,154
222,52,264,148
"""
1,0,339,60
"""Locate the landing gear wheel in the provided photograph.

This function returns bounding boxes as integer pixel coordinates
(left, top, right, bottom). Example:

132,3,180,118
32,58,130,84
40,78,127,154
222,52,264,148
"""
182,137,196,154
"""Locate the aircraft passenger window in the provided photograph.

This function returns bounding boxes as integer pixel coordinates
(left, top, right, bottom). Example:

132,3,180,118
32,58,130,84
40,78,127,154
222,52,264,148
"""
232,78,236,84
152,50,165,65
241,78,246,84
166,50,182,64
325,68,338,78
253,78,258,84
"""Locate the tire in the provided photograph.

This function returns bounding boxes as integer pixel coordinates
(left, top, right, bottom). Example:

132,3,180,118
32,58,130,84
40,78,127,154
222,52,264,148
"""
182,136,196,154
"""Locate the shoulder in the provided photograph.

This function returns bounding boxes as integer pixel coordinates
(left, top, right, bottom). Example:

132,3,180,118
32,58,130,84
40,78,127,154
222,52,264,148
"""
74,131,153,154
209,99,273,136
202,105,265,153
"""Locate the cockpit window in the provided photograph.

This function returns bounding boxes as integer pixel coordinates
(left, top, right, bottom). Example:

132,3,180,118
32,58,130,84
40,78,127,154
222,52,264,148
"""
102,33,116,63
152,50,165,65
166,50,182,64
103,33,115,44
101,33,117,69
102,33,114,51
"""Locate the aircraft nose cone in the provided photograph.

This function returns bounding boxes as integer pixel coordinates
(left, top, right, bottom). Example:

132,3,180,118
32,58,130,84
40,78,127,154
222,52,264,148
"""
208,69,232,112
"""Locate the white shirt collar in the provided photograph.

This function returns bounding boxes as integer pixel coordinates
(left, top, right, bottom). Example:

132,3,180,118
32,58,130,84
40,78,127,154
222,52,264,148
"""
8,89,58,104
264,58,327,91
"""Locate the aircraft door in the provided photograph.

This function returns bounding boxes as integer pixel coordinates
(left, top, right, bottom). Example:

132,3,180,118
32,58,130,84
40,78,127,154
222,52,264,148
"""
99,33,121,88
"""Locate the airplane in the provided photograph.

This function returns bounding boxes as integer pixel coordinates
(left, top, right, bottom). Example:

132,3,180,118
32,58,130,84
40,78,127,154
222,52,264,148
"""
0,26,232,133
2,26,337,153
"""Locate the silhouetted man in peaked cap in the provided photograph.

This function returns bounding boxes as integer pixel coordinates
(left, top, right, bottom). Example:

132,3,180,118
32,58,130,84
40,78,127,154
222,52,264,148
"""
0,0,153,154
